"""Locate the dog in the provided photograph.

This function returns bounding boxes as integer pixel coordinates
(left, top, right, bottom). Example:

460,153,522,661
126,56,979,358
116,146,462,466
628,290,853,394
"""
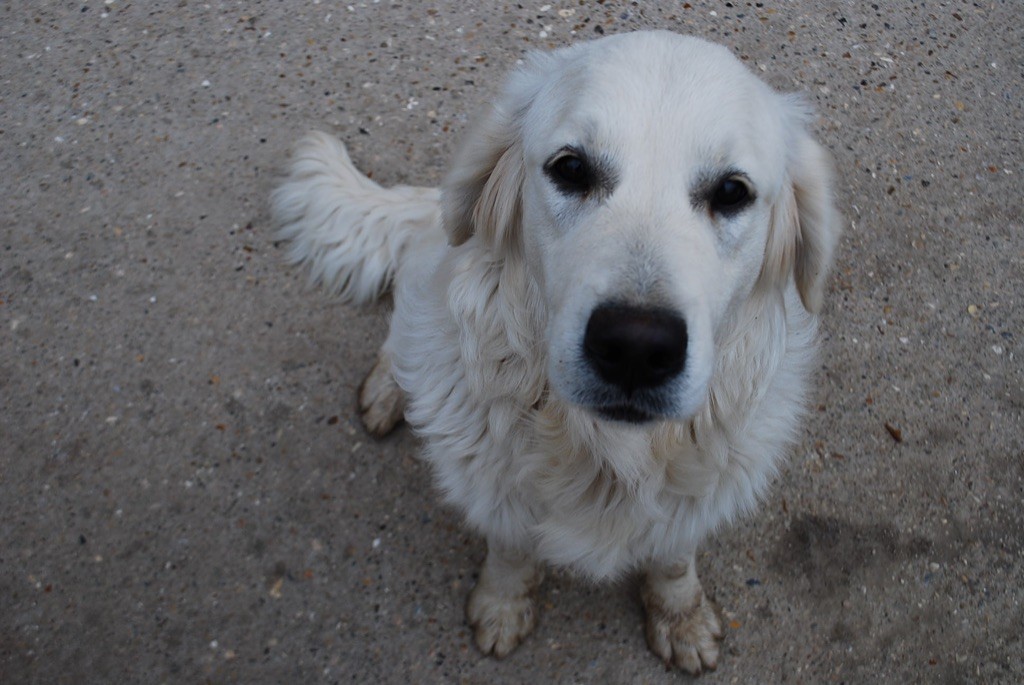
272,30,839,674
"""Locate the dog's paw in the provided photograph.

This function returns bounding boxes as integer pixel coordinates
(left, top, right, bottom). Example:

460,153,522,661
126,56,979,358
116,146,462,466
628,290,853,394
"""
358,354,404,437
467,583,538,659
642,589,722,675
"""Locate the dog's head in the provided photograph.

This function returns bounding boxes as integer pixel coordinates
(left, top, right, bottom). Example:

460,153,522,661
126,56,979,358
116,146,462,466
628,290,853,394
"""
442,31,839,424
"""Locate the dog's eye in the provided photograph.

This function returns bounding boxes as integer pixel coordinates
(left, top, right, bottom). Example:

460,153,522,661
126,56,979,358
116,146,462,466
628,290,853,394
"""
709,177,753,215
545,154,594,195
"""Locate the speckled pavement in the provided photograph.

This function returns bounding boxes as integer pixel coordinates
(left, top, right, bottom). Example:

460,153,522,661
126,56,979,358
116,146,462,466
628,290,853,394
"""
2,2,1021,683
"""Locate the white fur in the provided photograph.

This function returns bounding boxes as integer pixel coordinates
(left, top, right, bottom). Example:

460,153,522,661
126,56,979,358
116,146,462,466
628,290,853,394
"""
271,130,441,303
273,31,839,673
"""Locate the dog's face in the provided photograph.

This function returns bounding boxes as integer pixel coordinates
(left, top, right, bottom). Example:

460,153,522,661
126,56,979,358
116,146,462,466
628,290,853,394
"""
443,32,838,424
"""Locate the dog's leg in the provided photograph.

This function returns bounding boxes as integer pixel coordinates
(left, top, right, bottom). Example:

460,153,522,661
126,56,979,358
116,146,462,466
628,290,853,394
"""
467,540,542,659
357,352,405,437
641,555,723,675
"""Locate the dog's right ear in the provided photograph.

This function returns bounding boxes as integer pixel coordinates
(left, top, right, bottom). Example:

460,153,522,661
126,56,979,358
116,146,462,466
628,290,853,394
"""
441,59,549,252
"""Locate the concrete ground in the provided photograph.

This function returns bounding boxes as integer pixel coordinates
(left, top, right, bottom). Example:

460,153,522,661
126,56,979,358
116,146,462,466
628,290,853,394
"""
2,1,1021,683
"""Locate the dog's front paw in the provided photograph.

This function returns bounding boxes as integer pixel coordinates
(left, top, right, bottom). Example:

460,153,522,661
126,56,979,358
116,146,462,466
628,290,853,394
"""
643,591,722,674
466,583,537,659
642,562,723,675
358,353,404,437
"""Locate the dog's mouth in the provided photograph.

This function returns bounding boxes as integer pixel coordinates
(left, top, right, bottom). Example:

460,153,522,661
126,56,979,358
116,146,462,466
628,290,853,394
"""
576,390,675,425
594,404,657,424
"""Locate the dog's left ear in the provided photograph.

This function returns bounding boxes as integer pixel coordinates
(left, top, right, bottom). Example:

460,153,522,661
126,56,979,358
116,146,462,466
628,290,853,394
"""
761,114,841,314
441,58,551,252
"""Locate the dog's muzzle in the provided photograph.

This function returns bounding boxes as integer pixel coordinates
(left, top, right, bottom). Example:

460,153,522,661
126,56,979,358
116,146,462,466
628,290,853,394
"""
581,303,688,422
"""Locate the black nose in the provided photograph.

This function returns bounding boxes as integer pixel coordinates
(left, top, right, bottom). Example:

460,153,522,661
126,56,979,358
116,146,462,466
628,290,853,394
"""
583,304,688,394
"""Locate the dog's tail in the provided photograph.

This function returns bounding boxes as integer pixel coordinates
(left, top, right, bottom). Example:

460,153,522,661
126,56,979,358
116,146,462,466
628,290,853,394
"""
271,131,441,304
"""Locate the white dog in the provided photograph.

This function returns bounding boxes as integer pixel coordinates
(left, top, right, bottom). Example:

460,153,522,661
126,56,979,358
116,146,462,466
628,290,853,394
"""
273,30,839,674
